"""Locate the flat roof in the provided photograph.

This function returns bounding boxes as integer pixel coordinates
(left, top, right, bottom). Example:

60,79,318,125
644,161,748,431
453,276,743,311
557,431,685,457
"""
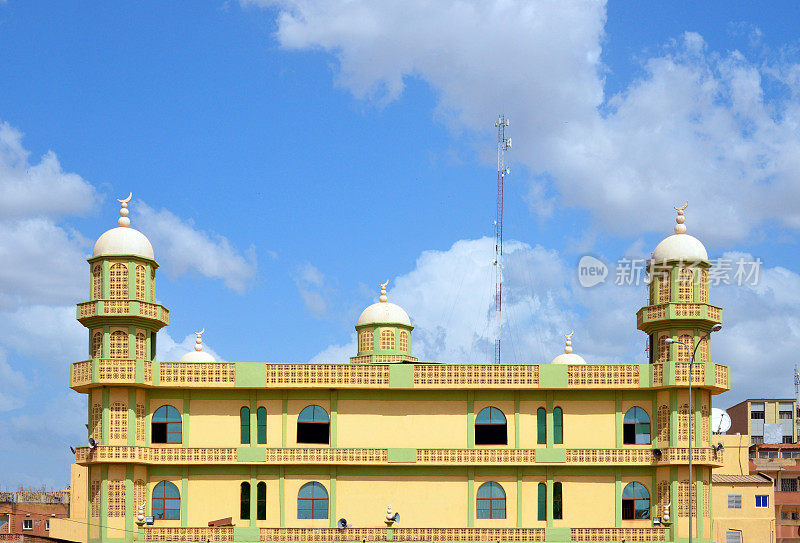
713,474,773,484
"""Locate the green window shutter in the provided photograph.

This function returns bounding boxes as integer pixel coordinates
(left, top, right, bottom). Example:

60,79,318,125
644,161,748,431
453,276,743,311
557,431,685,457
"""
257,407,267,444
537,408,546,445
553,482,562,520
553,407,563,445
240,407,251,444
537,483,546,521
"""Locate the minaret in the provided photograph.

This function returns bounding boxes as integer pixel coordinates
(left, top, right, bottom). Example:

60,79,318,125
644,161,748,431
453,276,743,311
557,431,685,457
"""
351,281,416,364
637,202,722,368
76,193,169,446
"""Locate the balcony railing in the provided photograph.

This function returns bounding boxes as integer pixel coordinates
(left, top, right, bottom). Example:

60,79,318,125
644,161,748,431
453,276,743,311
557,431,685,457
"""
76,299,169,325
75,446,721,467
636,302,722,327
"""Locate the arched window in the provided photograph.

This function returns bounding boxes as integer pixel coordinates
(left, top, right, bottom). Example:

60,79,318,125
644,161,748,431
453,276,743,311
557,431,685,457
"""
136,331,146,359
657,333,669,364
297,405,330,444
475,407,507,445
135,265,146,300
553,482,563,519
537,408,546,444
109,263,128,300
150,269,156,302
257,482,266,520
110,330,128,359
622,482,650,519
554,407,563,444
399,331,409,352
379,329,395,350
257,407,267,444
152,405,181,444
476,482,505,519
240,482,251,520
657,271,670,303
92,331,103,358
152,481,180,520
537,483,546,521
623,407,651,445
241,407,251,445
297,482,328,519
358,330,373,352
92,264,102,299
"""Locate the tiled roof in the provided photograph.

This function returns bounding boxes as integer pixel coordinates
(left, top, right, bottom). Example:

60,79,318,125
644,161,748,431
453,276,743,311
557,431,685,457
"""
713,474,772,483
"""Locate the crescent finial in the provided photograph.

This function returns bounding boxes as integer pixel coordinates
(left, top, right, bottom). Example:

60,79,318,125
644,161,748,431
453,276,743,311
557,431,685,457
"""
380,280,389,288
195,328,205,336
673,201,688,212
117,192,133,204
565,330,574,341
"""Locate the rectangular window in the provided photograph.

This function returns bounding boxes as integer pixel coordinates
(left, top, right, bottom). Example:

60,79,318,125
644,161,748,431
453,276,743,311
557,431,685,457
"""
755,495,769,508
751,411,765,419
780,410,793,419
782,512,789,519
794,512,799,520
751,436,764,444
726,531,742,543
45,520,49,531
727,494,742,509
782,479,798,492
784,436,794,444
23,520,33,530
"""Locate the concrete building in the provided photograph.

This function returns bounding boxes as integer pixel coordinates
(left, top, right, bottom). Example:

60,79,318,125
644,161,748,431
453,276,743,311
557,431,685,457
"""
0,489,70,541
728,399,797,445
749,442,800,542
711,434,775,543
51,199,732,543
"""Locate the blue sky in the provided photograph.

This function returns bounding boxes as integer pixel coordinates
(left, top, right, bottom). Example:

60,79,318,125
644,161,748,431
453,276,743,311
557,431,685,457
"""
2,1,800,487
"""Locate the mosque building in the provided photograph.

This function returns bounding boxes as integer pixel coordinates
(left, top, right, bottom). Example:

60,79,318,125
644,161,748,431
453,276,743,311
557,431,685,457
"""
52,196,731,543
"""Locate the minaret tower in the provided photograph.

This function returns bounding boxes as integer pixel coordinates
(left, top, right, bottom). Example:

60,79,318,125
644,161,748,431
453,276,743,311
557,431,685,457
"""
637,202,722,369
76,193,169,446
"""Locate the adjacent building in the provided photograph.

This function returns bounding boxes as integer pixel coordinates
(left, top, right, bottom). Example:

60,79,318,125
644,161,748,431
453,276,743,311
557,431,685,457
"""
749,442,800,542
728,399,797,445
54,199,731,543
0,489,70,542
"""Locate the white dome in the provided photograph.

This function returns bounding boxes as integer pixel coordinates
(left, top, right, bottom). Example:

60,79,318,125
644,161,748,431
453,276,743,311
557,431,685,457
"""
357,302,412,327
93,227,155,260
551,352,586,365
179,350,215,362
652,234,708,262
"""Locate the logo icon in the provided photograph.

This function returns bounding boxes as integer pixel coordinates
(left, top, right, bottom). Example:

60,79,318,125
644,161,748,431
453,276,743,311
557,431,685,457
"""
577,255,608,288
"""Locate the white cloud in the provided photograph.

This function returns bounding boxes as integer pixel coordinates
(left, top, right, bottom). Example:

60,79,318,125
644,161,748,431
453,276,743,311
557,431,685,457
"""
157,330,225,362
135,202,257,293
0,305,85,364
260,1,800,245
0,122,97,220
0,348,27,412
294,263,329,317
308,340,355,364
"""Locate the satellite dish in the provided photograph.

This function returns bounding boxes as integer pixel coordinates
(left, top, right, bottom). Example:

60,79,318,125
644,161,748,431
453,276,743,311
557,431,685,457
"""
88,437,97,449
712,408,732,434
337,518,348,530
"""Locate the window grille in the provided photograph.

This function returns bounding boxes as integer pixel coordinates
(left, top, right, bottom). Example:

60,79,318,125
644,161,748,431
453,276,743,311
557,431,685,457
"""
93,331,103,358
92,264,102,299
699,268,709,303
657,272,671,303
91,403,102,441
379,329,395,350
90,480,100,517
108,479,125,517
109,263,128,300
151,269,156,302
136,331,146,359
657,333,669,364
657,405,670,444
136,265,146,300
676,332,693,362
358,330,373,352
110,401,127,441
136,403,145,442
110,330,128,359
678,267,694,302
678,403,690,442
782,478,798,492
399,331,408,352
134,479,146,511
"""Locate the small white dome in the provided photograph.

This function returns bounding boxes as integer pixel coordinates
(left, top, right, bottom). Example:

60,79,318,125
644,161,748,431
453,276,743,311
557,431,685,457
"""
179,350,215,362
93,227,155,260
551,352,586,365
357,302,411,327
652,233,708,262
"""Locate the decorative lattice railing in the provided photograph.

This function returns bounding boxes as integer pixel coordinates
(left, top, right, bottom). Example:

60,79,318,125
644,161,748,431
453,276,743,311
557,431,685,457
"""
159,362,235,386
567,365,639,387
258,528,547,542
417,449,536,464
571,528,666,542
265,364,390,387
413,364,539,387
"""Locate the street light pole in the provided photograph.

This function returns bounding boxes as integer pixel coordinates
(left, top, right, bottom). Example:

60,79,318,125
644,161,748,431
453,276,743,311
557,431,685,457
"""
666,323,721,543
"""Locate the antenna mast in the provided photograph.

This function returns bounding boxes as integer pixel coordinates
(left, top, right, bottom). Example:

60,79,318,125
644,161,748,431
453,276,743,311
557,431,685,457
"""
493,115,511,364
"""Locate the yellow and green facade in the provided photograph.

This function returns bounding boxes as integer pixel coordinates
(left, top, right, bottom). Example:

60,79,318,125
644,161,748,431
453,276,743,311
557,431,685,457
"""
59,213,732,543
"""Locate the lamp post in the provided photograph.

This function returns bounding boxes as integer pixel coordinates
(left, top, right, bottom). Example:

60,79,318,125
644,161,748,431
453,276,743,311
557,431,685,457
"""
665,323,721,543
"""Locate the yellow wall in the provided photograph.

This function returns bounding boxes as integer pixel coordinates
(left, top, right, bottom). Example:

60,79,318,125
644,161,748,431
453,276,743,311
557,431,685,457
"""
337,400,468,448
712,482,775,543
552,475,614,528
558,402,615,448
